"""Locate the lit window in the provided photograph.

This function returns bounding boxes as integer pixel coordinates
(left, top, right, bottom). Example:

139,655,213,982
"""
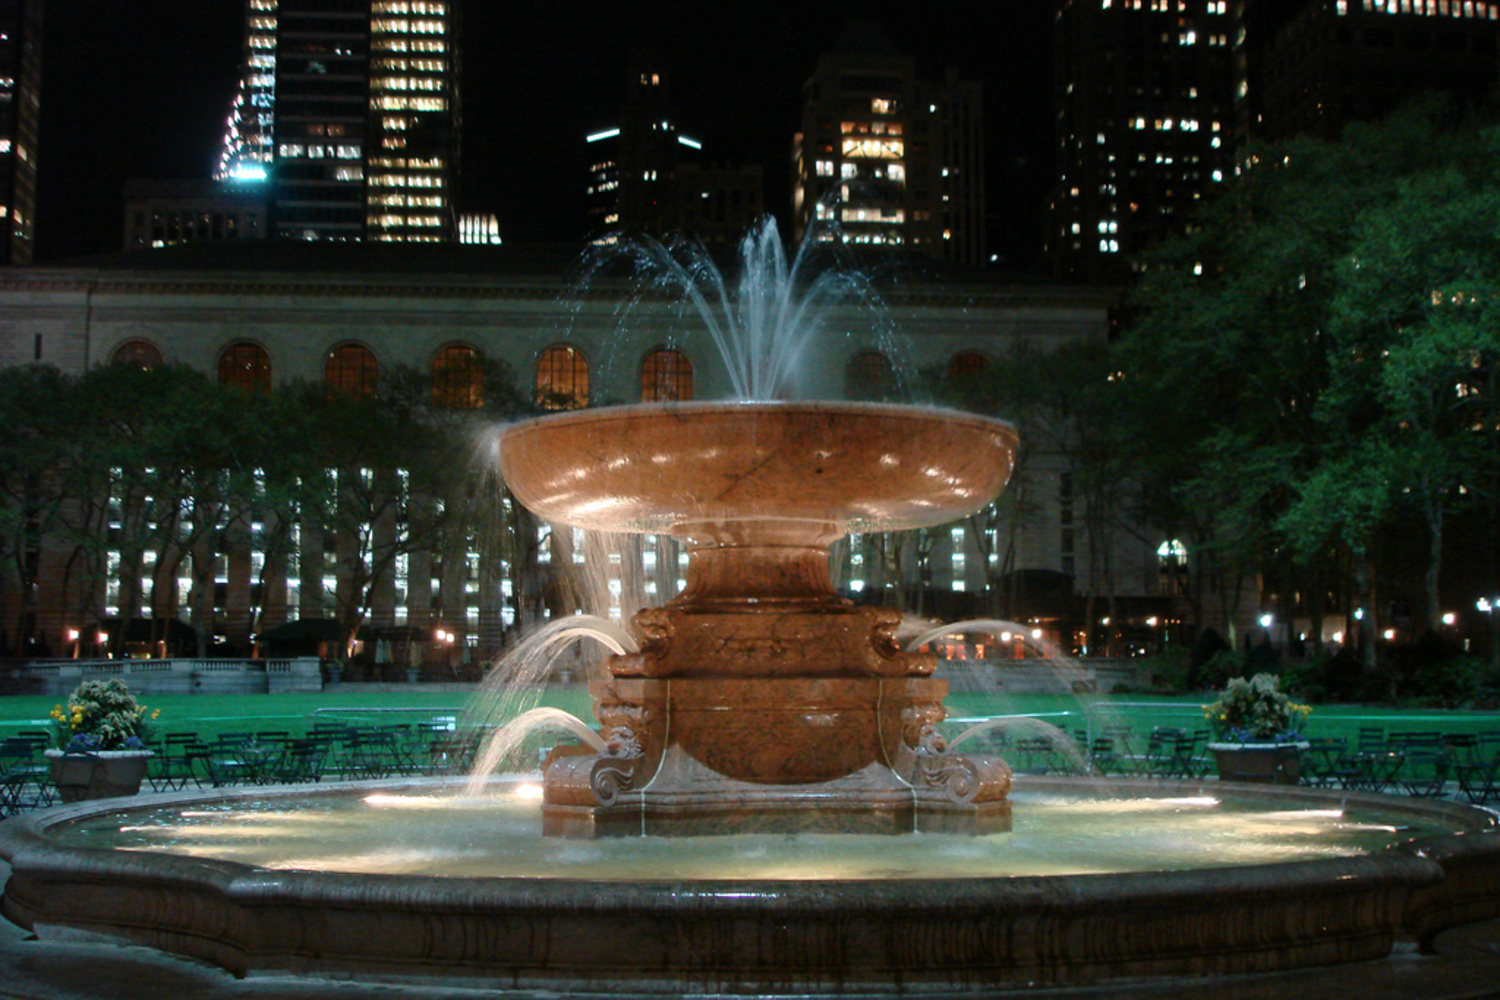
112,339,163,369
432,344,483,408
640,347,693,402
325,343,379,397
947,351,990,381
536,344,589,410
218,341,271,394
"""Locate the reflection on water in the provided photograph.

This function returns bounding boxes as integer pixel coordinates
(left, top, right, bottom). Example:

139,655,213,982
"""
50,785,1446,882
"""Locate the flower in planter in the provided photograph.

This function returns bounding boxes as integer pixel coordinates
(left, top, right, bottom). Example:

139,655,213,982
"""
49,678,159,752
1202,673,1312,743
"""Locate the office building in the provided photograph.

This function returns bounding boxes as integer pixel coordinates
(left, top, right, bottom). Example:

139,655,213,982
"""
1049,0,1237,283
123,180,268,249
792,23,986,266
583,52,762,246
1261,0,1500,139
216,0,461,242
0,0,41,265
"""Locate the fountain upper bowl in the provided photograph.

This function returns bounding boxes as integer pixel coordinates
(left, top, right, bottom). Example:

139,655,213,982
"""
498,401,1018,536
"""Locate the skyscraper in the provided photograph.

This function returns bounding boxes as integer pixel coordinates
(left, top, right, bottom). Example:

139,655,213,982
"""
792,22,986,266
0,0,41,265
582,51,763,247
216,0,460,242
1049,0,1237,283
1260,0,1500,139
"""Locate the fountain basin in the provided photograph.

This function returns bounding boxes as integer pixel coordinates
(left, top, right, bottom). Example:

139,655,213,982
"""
3,777,1498,994
498,401,1018,542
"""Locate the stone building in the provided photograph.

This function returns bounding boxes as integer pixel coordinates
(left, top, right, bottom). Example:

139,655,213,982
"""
0,242,1157,663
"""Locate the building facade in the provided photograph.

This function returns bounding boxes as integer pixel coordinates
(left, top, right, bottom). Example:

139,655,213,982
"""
1049,0,1238,283
0,0,41,265
215,0,461,243
122,180,269,249
792,23,986,266
0,245,1157,663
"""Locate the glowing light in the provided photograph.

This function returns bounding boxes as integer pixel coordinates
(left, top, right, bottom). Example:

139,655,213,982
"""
586,128,621,143
677,135,702,150
230,163,269,182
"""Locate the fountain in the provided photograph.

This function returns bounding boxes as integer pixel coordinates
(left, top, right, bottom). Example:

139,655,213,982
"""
3,219,1500,994
501,400,1019,835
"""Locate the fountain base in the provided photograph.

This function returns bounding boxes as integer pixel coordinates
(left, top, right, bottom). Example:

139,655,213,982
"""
540,667,1013,837
543,746,1013,837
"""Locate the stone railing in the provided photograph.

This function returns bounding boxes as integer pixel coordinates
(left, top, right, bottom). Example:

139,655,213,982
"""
938,656,1143,696
0,657,324,697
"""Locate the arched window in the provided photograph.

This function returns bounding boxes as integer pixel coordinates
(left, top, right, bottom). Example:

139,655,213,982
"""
432,344,484,408
325,343,378,397
844,349,897,401
218,341,271,394
640,347,693,402
111,339,163,369
536,344,589,410
947,351,990,380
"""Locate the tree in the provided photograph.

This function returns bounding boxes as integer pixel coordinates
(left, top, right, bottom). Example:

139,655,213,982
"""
1123,97,1500,669
0,365,79,653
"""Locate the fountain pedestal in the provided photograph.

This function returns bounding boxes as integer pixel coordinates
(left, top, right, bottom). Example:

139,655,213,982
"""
500,402,1018,836
540,605,1013,836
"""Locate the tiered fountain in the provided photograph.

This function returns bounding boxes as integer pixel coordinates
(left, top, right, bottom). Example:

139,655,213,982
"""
502,400,1018,836
1,221,1498,995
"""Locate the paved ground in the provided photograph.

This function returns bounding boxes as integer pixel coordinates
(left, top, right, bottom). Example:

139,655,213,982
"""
2,861,1500,1000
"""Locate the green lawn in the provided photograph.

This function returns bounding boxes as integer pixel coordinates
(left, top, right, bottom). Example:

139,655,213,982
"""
5,686,1496,751
0,687,599,747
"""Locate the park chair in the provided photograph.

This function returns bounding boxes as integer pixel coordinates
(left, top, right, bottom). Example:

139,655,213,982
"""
1097,726,1139,773
1443,733,1481,767
1014,735,1063,774
1087,736,1122,776
1458,750,1500,804
1143,727,1186,777
1342,749,1406,793
149,732,205,791
1357,727,1387,753
1300,737,1347,788
0,737,51,815
268,739,326,784
1399,747,1451,797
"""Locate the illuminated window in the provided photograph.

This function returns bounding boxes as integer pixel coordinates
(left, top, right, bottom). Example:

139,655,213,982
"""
844,350,897,401
842,138,904,159
536,344,589,410
640,347,693,402
325,343,379,397
432,344,483,408
947,351,990,380
218,341,271,394
111,339,163,369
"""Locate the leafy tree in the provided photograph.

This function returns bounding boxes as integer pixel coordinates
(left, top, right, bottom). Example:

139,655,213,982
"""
1123,97,1500,672
0,365,79,653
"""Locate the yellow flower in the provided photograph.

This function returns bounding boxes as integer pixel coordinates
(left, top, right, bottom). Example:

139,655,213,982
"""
151,709,161,720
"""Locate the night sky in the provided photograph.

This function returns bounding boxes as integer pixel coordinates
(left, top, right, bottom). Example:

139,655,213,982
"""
35,2,1054,266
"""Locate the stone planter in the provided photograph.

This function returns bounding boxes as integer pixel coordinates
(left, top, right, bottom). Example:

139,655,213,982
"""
45,750,153,803
1209,741,1308,785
